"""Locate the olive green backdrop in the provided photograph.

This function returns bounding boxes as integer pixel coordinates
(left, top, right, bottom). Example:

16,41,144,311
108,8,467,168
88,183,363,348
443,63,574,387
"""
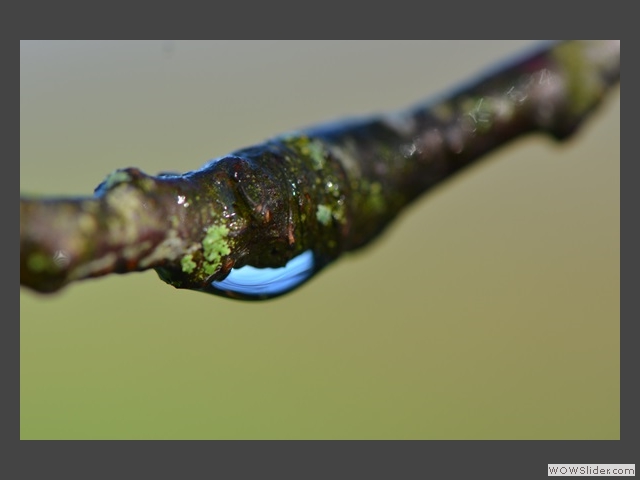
20,41,619,439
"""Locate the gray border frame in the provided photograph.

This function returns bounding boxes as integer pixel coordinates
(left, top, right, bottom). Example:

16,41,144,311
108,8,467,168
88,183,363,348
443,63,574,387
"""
14,11,630,480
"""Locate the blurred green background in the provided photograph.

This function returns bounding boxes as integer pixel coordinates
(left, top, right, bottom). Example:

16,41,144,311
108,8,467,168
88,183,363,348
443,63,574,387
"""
20,41,619,439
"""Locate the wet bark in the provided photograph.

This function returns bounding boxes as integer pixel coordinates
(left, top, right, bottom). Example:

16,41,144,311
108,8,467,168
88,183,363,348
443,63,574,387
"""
20,40,620,300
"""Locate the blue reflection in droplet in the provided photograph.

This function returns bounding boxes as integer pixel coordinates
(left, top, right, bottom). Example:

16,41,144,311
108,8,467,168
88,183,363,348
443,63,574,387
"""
211,250,315,298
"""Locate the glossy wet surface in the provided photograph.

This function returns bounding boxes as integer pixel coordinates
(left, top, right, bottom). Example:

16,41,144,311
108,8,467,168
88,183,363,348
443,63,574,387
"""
210,250,315,298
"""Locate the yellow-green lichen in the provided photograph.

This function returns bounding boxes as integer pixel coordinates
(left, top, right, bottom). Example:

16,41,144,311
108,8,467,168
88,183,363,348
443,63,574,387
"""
139,176,156,192
27,252,57,273
102,170,132,190
361,180,385,214
552,41,602,117
306,140,326,170
471,97,495,133
458,97,495,134
332,202,346,224
326,180,340,197
202,225,231,275
316,201,346,227
181,253,197,274
316,204,332,226
283,135,326,170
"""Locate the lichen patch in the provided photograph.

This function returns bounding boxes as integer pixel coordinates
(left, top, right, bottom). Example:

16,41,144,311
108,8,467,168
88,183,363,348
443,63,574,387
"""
202,225,231,275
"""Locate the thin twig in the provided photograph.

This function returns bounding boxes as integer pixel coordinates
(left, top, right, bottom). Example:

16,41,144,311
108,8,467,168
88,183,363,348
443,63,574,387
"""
20,40,620,300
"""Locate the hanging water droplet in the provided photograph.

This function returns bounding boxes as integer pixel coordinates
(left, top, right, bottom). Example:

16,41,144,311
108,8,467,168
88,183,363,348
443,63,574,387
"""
210,250,316,299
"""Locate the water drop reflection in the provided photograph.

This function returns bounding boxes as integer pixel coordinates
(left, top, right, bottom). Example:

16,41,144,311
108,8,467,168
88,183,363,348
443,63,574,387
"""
211,250,316,299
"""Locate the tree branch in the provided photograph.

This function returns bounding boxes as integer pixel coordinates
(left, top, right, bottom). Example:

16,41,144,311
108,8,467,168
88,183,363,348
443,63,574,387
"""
20,40,620,300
